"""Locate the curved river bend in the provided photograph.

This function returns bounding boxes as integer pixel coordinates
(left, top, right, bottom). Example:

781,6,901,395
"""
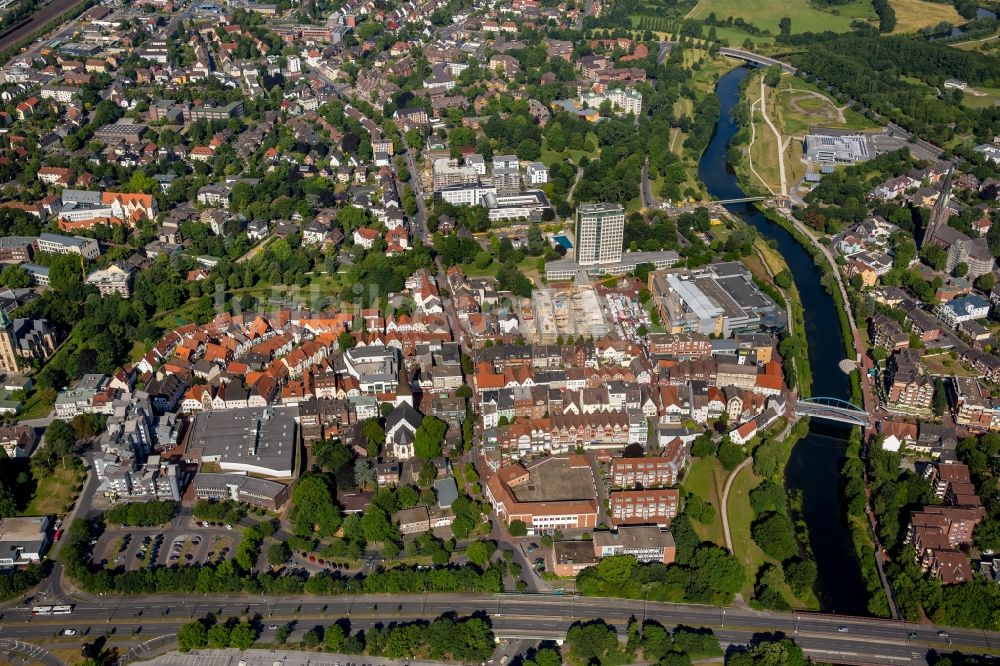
697,66,868,614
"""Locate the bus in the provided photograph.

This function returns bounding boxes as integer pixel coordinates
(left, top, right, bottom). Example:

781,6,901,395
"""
31,605,72,615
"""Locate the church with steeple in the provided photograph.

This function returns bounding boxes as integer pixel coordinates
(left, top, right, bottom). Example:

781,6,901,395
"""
921,166,995,280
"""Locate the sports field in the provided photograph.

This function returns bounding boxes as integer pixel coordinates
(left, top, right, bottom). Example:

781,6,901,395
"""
687,0,876,35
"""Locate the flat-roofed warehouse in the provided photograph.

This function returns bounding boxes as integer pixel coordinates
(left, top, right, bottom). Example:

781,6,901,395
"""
804,131,872,165
186,406,298,478
648,262,787,337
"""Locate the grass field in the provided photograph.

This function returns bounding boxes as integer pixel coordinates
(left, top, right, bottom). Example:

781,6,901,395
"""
683,456,726,546
922,352,979,377
727,464,770,600
24,466,85,516
890,0,963,33
540,133,600,170
962,92,1000,109
687,0,876,35
711,24,774,47
745,79,783,194
772,76,880,135
727,463,820,609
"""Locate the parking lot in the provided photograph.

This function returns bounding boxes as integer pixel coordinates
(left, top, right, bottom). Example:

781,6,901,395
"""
93,524,241,572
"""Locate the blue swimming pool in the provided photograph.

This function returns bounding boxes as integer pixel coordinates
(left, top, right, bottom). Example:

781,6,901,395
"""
553,234,572,249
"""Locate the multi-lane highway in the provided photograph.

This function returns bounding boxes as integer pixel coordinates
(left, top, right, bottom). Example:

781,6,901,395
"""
2,592,996,664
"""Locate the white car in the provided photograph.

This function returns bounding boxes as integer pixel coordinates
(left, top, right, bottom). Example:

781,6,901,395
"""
62,629,76,636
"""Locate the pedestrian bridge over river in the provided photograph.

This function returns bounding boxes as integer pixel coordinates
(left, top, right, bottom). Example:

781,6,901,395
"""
793,396,869,426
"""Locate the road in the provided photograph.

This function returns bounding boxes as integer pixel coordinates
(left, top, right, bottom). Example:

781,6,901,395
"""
640,157,657,209
718,47,797,74
1,592,990,664
402,142,429,243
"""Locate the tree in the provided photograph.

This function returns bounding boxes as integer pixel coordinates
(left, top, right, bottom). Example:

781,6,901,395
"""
105,501,177,527
752,439,783,479
691,433,718,458
302,627,323,648
527,223,545,256
671,627,723,658
955,261,969,278
774,269,792,289
266,541,291,566
751,512,798,561
566,620,624,665
34,419,77,473
338,331,356,351
354,458,376,489
324,623,346,651
728,637,807,666
779,16,791,35
313,438,353,473
362,418,385,457
718,442,746,470
414,415,447,459
764,65,782,88
932,377,947,417
207,623,231,648
48,254,84,292
0,265,30,289
920,244,948,271
127,170,158,194
749,480,787,516
685,494,715,524
975,273,995,292
229,622,257,650
466,540,495,567
508,520,528,537
177,621,208,651
784,558,817,598
290,473,342,537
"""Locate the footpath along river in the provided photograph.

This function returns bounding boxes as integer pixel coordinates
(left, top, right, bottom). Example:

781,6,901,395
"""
697,65,868,614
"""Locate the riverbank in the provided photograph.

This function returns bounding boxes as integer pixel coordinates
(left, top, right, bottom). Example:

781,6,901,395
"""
703,64,869,614
721,64,891,616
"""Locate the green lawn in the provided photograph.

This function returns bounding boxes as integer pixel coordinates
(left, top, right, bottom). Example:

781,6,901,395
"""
711,24,775,47
540,134,600,170
727,464,769,600
922,352,979,378
773,75,881,135
687,0,876,35
962,90,1000,109
24,466,85,517
19,391,54,420
683,456,726,546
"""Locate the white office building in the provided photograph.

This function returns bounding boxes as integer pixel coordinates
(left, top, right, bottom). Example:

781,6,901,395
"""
576,203,625,266
437,184,497,206
526,162,548,185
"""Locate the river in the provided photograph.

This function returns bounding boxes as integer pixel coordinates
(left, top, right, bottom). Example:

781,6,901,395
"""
697,65,869,615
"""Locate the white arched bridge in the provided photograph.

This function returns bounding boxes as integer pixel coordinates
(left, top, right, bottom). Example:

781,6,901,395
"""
793,397,869,426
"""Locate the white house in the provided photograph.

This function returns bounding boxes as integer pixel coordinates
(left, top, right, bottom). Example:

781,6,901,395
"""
526,162,548,185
